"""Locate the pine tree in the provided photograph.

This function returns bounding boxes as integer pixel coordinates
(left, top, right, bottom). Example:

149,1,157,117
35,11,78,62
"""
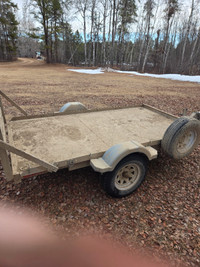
50,0,62,62
32,0,63,63
32,0,52,63
118,0,137,66
0,0,18,61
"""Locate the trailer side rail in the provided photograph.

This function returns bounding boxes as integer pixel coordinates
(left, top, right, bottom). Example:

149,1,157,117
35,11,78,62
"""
0,139,58,182
0,96,57,182
0,90,28,116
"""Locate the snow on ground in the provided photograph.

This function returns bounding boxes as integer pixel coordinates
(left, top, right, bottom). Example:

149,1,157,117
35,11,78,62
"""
118,71,200,83
68,68,200,83
68,68,104,75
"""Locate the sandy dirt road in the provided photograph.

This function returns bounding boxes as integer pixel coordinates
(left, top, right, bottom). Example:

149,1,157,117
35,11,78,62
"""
0,58,199,266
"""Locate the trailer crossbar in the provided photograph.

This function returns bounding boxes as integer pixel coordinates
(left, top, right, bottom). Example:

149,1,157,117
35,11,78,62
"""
0,90,28,116
0,140,58,173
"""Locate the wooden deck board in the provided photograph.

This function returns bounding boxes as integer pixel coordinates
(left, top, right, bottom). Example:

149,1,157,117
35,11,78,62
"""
7,107,175,176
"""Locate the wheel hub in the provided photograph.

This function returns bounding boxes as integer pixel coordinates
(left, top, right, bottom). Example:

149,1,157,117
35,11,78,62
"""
115,163,141,191
177,130,197,154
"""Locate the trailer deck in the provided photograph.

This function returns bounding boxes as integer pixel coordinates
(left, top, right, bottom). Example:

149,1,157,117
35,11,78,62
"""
0,90,199,197
7,106,175,177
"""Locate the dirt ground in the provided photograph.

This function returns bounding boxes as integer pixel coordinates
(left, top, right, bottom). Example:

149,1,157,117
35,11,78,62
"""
0,58,199,266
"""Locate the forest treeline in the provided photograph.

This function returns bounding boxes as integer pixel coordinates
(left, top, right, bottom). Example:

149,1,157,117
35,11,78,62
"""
0,0,18,61
1,0,200,74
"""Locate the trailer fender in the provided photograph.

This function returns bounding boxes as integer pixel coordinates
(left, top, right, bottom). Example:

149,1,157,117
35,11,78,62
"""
190,111,200,121
90,141,158,174
59,102,87,113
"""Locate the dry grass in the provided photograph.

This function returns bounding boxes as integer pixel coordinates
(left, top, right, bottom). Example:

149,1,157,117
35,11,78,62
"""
0,58,199,116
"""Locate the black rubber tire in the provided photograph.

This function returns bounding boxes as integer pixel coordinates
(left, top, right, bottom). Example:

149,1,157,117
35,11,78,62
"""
161,117,200,159
162,117,190,153
102,154,148,198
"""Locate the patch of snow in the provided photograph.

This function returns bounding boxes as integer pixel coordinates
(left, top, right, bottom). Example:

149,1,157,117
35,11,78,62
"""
68,68,104,75
116,70,200,83
67,68,200,83
101,67,118,73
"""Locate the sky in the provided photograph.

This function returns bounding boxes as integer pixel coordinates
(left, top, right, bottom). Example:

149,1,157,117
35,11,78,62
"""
13,0,81,32
12,0,194,34
13,0,192,12
13,0,22,9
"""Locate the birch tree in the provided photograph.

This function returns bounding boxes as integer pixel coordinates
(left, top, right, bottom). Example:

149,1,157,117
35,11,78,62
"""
189,26,200,70
110,0,120,66
118,0,137,66
88,0,97,66
137,3,147,71
141,0,155,72
162,0,179,73
100,0,109,65
74,0,89,65
10,0,200,73
18,0,40,58
180,0,194,72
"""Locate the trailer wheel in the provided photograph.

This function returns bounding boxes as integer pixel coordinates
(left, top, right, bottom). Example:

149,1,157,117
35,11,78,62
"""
162,117,200,159
102,155,148,198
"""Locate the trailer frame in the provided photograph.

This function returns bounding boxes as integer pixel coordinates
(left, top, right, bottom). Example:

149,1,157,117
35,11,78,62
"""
0,90,178,184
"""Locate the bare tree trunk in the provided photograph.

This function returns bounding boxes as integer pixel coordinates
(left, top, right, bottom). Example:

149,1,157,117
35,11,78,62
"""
108,0,112,42
120,0,128,67
111,0,117,66
180,0,194,72
153,29,160,70
137,30,145,70
189,27,200,68
114,2,119,65
91,1,96,66
141,40,151,73
50,21,53,61
164,21,178,73
162,17,175,73
141,21,151,72
44,22,50,63
96,12,100,65
92,28,95,66
54,19,58,62
83,7,87,65
141,0,159,73
101,0,107,66
162,17,170,69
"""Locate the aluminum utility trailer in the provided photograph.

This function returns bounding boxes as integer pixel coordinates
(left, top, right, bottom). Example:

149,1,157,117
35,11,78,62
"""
0,91,199,197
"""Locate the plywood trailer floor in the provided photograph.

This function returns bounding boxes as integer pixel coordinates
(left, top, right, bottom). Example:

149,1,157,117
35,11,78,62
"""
7,106,175,177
